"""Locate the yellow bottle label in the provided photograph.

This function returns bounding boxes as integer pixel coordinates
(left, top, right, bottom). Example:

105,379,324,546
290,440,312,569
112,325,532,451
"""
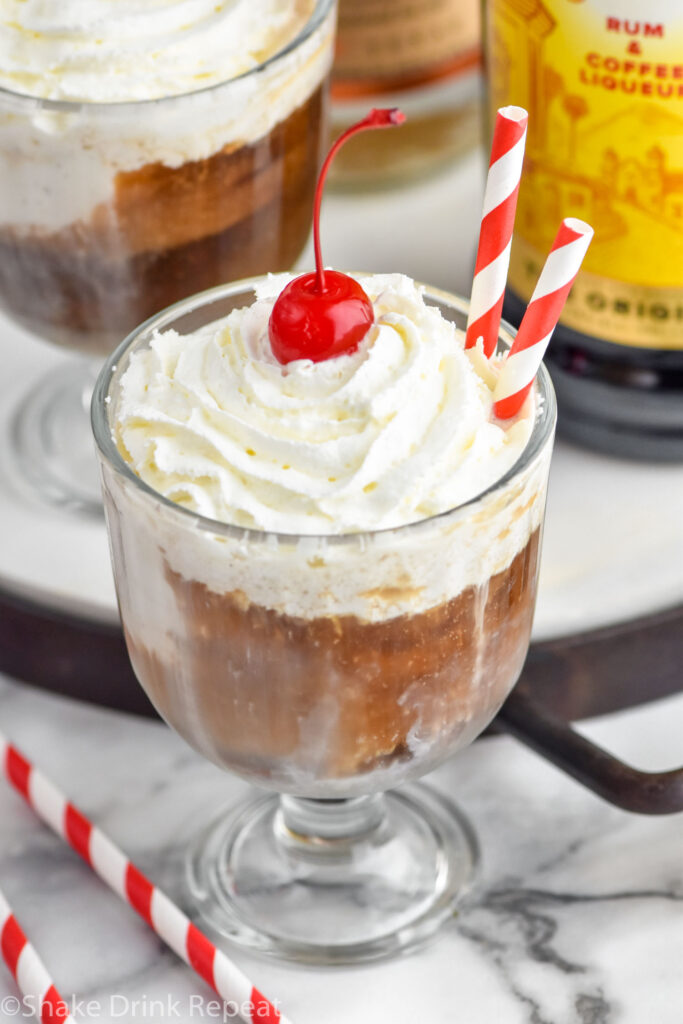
488,0,683,349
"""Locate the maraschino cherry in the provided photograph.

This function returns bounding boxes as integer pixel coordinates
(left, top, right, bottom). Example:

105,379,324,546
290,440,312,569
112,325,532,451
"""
269,108,406,364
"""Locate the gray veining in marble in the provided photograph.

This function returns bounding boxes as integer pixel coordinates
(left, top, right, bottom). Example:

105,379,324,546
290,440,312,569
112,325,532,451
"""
0,675,681,1024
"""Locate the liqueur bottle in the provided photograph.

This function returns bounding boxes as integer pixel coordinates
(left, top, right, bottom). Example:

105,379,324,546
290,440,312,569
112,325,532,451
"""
331,0,482,187
485,0,683,458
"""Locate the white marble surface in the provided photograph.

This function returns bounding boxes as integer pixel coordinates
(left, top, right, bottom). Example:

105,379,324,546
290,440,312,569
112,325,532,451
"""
0,674,681,1024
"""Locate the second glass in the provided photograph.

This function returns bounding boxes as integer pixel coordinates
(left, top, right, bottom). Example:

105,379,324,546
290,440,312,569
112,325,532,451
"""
2,0,335,510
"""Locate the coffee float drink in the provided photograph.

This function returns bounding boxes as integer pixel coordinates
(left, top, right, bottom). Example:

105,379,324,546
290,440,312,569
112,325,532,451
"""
0,0,335,352
109,267,547,794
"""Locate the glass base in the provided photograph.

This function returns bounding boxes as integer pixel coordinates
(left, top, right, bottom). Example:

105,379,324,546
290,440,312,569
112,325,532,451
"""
10,360,102,515
186,784,479,965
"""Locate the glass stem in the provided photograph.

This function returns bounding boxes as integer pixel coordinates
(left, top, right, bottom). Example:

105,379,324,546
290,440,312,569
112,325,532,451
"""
276,795,388,851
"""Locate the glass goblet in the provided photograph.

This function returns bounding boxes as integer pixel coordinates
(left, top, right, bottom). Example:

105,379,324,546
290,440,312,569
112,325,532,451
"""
92,278,556,964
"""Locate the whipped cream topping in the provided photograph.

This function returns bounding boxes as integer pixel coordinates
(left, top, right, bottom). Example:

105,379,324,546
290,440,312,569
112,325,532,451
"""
116,274,535,535
0,0,316,102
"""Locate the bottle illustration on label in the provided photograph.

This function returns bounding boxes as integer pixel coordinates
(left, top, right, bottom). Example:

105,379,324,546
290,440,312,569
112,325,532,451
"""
486,0,683,458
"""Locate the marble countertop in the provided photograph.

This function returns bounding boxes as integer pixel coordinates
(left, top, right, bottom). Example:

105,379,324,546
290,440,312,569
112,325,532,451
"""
0,674,681,1024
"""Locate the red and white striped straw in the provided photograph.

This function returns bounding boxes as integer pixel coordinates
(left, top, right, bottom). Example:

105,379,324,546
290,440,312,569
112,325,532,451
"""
0,734,288,1024
494,217,594,420
0,886,76,1024
466,105,528,357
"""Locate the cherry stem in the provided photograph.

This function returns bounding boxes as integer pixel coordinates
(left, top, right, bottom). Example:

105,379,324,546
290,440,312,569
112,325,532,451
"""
312,108,406,293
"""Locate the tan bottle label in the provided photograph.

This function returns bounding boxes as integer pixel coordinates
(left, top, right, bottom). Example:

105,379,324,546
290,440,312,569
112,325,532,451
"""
335,0,480,84
488,0,683,349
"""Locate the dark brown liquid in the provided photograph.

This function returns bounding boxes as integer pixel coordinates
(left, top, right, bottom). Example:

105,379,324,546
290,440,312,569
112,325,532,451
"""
126,530,540,789
0,86,326,354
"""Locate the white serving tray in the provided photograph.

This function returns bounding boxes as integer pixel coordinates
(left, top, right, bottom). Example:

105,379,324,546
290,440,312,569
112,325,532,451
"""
1,150,682,640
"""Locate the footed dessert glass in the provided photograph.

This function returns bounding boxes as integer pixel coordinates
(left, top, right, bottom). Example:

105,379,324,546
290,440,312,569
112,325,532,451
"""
92,279,556,964
2,0,335,512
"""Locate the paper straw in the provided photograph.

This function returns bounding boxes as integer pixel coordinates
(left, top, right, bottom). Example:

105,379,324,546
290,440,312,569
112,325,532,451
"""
0,886,77,1024
0,734,289,1024
466,105,528,357
494,217,594,420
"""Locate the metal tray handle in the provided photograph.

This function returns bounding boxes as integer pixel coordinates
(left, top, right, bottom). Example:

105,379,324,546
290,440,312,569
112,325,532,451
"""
498,687,683,815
